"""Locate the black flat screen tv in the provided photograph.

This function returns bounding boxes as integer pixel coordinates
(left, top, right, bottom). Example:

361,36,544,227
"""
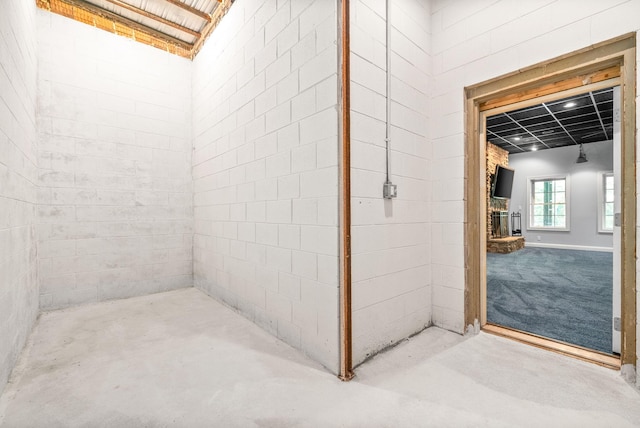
491,165,514,199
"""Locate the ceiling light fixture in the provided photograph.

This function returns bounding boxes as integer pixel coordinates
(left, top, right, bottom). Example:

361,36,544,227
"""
564,101,577,108
531,146,537,151
513,137,521,141
576,143,588,163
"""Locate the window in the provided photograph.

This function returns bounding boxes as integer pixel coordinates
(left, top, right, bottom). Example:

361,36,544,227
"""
528,176,569,230
598,171,614,233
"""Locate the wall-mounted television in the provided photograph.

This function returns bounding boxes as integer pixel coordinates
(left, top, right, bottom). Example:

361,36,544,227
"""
491,165,515,199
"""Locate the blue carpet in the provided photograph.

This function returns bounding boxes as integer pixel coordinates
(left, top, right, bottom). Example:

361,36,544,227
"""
486,247,613,354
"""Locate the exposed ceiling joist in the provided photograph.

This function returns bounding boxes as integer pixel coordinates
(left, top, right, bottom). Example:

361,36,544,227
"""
164,0,211,22
40,0,193,51
192,0,231,57
100,0,201,39
36,0,233,59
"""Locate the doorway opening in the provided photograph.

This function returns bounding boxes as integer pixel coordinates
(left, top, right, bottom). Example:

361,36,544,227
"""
464,34,636,370
482,84,620,362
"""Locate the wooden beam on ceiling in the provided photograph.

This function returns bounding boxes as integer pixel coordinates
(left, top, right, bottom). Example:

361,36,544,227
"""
100,0,201,39
191,0,231,58
39,0,233,59
44,0,194,52
163,0,211,23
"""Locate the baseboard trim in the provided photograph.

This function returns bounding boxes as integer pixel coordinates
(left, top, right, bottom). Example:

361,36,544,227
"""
482,323,621,370
524,242,613,252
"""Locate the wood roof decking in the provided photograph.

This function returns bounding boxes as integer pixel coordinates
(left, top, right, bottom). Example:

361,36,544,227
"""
36,0,233,59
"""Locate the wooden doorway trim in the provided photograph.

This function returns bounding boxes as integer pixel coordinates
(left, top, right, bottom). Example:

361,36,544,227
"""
483,324,621,370
464,34,637,368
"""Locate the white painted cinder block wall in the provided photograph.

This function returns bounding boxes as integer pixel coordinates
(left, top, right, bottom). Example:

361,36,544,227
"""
36,11,193,310
2,0,638,389
429,0,640,385
192,0,340,372
0,0,39,394
350,0,431,365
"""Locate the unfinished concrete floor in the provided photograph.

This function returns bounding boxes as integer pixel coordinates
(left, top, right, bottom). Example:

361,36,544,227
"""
1,288,638,427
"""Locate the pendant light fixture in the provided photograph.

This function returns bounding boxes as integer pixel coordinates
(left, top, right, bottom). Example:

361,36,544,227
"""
576,143,588,163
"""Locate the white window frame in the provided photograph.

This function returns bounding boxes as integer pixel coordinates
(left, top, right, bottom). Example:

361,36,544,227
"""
527,175,570,231
597,171,614,234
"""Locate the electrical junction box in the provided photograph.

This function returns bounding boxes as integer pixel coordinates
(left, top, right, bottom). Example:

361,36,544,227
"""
383,182,397,199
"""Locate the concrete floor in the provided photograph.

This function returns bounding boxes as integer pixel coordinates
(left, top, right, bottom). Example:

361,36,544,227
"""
1,289,639,427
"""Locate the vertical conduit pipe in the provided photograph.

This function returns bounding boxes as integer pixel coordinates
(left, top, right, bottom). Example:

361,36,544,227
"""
385,0,391,184
382,0,396,199
339,0,354,381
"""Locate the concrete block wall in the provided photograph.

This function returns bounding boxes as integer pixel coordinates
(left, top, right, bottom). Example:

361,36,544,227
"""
0,0,635,387
36,11,193,310
0,0,39,394
429,0,640,384
350,0,431,365
192,0,340,372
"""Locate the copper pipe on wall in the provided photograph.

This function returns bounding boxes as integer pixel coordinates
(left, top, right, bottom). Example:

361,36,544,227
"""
338,0,354,382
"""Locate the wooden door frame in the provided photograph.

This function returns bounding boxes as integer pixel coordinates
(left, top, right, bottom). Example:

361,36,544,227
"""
464,34,637,368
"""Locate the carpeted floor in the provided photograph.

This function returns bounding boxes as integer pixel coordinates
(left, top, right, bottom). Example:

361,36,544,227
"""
487,247,613,354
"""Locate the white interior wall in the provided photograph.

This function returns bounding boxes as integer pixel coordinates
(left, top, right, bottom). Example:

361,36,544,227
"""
430,0,640,385
36,11,193,310
350,0,431,365
1,0,637,389
191,0,340,373
509,141,614,250
0,0,39,395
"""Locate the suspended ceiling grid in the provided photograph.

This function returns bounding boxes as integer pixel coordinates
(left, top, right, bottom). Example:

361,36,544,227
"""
36,0,233,59
486,88,614,154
